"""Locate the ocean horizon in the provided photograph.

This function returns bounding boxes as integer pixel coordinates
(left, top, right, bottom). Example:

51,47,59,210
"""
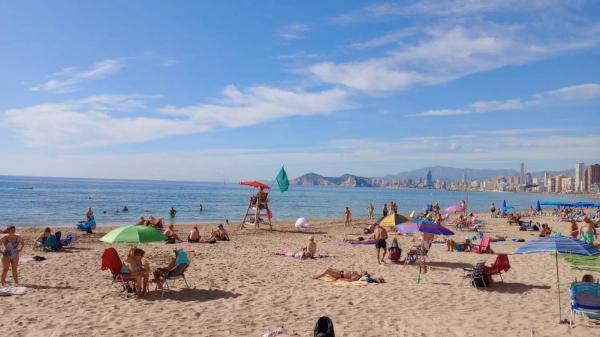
0,174,593,228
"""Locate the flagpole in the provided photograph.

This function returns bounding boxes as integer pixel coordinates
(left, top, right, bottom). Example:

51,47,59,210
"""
555,251,562,323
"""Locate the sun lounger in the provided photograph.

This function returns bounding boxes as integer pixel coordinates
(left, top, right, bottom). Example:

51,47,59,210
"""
570,281,600,327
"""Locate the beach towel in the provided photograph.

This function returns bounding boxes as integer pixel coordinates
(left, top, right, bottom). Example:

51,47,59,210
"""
273,252,329,260
318,274,367,286
0,286,27,296
343,238,376,245
61,232,77,246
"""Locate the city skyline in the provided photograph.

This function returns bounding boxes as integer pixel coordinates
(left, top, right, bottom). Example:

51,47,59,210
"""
0,1,599,181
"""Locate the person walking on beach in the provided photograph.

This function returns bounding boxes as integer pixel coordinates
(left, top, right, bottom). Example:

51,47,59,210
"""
490,203,496,217
373,223,388,264
391,201,398,214
344,207,352,226
382,203,388,217
1,226,25,286
367,203,374,219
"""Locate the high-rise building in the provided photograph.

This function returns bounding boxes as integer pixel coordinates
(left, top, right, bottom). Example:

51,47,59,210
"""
425,170,433,187
520,162,525,185
543,172,549,186
586,164,600,193
554,175,563,193
525,173,533,185
575,162,585,192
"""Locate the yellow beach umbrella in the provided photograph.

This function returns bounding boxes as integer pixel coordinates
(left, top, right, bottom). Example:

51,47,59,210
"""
376,213,409,228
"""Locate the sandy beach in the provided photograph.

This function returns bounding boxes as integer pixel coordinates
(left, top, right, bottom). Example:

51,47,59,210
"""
1,213,598,337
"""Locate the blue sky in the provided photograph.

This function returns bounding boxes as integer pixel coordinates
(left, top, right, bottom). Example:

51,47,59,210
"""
1,0,599,181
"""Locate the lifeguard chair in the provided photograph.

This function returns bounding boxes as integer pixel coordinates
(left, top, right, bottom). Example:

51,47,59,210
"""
239,180,272,230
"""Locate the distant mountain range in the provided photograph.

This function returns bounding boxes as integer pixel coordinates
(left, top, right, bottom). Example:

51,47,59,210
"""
290,165,576,187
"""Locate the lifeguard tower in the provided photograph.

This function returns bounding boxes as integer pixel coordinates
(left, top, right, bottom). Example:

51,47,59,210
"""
239,180,272,230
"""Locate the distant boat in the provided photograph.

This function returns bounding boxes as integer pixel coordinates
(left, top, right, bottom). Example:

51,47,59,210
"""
17,187,33,189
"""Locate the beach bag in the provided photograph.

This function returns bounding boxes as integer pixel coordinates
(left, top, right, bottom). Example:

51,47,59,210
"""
388,247,401,261
314,316,335,337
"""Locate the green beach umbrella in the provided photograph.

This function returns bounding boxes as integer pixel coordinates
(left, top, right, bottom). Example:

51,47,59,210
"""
100,225,166,243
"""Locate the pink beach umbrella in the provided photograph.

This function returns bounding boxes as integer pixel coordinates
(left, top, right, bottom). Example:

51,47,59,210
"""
445,205,463,213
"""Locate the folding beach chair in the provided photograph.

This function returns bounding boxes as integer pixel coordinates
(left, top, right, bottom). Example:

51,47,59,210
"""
100,248,138,293
472,235,492,254
485,254,510,283
464,262,488,288
569,282,600,327
42,233,62,251
154,263,190,297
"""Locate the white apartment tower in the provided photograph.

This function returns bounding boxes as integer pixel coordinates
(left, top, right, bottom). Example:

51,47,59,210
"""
520,162,525,185
575,162,585,192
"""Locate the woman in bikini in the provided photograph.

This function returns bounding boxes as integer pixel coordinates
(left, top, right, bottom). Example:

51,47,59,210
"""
314,268,363,281
121,247,149,295
1,226,25,286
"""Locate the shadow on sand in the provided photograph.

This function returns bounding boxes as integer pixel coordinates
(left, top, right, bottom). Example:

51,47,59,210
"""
20,283,79,290
426,261,474,269
144,288,240,302
485,282,551,294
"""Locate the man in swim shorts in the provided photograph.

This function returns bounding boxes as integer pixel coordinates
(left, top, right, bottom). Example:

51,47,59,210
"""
373,223,388,264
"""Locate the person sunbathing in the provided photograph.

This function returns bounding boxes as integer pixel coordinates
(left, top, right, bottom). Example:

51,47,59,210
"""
210,224,230,241
148,216,165,229
35,227,52,248
313,268,363,281
582,274,595,283
539,224,552,237
188,226,201,242
153,249,189,289
164,225,182,243
122,247,149,295
137,216,147,226
446,238,472,252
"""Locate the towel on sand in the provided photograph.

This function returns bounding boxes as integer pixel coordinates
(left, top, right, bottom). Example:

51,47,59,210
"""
0,286,27,296
317,274,367,286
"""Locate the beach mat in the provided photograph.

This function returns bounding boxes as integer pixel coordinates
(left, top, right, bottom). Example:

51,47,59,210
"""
0,286,27,296
343,239,376,245
273,252,329,260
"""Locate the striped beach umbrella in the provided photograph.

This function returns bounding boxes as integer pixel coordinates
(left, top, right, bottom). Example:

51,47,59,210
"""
396,218,454,236
515,236,600,322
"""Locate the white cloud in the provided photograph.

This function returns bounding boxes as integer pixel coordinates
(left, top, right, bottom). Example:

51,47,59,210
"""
30,59,123,93
332,1,570,24
2,130,597,181
4,86,350,148
278,24,311,40
410,83,600,117
310,22,600,94
350,28,418,49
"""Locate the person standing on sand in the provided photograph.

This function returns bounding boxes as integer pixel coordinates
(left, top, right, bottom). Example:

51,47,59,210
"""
373,223,388,264
382,203,388,217
344,207,352,226
580,216,596,245
367,203,374,219
1,226,25,286
85,207,94,220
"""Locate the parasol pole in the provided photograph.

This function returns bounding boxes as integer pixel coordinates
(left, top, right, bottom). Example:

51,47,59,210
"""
555,251,562,322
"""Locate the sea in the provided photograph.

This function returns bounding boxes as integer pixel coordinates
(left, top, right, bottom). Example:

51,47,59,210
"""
0,175,594,228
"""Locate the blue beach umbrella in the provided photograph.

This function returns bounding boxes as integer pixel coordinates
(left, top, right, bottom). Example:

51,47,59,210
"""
501,205,515,213
536,200,542,213
515,236,600,322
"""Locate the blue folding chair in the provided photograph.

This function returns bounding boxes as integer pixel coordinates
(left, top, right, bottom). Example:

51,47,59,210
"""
570,282,600,327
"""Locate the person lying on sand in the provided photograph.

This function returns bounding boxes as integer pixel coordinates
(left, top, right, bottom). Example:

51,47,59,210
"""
314,268,385,283
164,224,182,243
446,238,472,252
210,224,230,241
148,216,165,229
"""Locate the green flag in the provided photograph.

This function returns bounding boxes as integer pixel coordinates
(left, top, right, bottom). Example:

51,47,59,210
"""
276,167,289,192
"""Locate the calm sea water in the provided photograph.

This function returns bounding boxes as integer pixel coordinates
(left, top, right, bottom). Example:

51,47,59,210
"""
0,175,593,228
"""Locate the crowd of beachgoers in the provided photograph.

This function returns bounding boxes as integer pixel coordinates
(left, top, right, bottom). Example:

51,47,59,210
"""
1,199,600,336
